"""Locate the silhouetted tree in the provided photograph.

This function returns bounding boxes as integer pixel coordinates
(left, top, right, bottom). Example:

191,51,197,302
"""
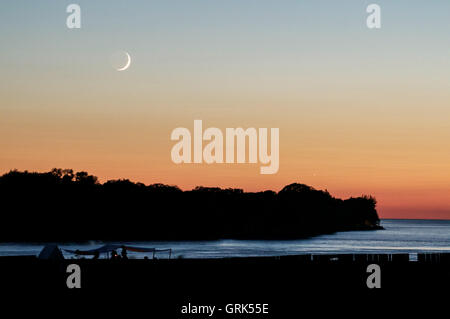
0,169,382,242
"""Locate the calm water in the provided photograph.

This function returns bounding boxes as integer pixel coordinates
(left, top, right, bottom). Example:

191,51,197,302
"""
0,219,449,259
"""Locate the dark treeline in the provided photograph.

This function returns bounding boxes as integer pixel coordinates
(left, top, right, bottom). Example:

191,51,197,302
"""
0,169,382,242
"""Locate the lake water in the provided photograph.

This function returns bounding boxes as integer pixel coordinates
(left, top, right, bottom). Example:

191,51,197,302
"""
0,219,449,259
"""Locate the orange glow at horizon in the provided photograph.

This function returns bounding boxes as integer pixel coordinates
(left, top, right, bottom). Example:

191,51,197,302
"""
1,105,449,220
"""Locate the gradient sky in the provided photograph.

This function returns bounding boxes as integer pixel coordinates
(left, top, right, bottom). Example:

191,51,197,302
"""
1,1,449,219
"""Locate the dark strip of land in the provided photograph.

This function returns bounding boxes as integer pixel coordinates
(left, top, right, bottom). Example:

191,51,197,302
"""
0,169,382,241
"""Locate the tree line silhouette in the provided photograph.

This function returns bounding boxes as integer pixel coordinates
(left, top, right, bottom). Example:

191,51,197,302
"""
0,169,381,242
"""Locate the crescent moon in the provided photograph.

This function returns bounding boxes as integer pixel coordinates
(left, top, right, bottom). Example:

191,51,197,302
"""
117,52,131,71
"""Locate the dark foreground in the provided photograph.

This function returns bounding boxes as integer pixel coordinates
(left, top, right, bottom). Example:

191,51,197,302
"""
1,253,449,316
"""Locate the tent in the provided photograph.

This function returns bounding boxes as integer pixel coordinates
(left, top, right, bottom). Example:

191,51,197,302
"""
64,244,123,255
38,244,65,260
64,245,172,259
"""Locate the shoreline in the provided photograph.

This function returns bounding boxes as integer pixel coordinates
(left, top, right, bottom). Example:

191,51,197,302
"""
1,251,448,262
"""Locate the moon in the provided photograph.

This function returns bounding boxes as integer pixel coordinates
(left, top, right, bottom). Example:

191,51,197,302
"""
117,52,131,71
110,51,131,71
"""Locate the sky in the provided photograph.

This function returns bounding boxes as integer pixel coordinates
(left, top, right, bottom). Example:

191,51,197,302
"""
1,1,449,219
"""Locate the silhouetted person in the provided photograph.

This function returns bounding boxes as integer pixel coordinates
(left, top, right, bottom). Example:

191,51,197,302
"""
92,251,99,259
111,250,119,260
121,247,128,259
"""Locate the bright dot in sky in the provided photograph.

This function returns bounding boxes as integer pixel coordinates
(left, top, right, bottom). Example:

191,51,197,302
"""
110,50,131,71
